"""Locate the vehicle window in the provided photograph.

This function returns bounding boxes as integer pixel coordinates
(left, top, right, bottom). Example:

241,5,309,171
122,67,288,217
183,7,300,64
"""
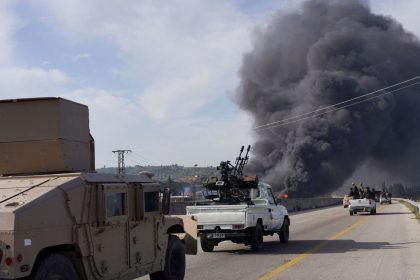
145,191,159,212
268,188,276,205
106,192,126,217
259,187,267,199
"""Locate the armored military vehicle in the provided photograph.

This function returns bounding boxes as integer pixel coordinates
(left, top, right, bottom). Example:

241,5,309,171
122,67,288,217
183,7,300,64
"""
0,97,196,280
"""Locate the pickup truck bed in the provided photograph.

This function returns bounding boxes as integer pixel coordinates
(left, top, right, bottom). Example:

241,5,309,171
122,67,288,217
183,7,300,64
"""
349,198,376,215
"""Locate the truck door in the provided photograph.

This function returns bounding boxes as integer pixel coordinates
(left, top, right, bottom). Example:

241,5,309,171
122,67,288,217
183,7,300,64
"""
267,187,284,230
90,184,129,278
129,185,160,269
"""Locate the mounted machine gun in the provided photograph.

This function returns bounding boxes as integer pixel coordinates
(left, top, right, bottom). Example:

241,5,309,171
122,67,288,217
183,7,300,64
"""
205,145,258,203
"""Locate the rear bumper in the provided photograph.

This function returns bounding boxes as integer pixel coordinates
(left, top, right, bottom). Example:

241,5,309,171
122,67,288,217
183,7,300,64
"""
349,206,373,212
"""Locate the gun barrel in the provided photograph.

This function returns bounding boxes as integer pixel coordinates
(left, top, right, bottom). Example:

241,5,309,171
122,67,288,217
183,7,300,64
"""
233,145,245,175
237,145,251,176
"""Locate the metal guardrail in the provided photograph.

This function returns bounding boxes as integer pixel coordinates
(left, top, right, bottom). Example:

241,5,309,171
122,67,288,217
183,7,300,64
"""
394,198,420,213
170,197,343,214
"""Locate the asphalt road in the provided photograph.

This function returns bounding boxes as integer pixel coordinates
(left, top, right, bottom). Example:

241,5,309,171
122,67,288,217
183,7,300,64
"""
139,202,420,280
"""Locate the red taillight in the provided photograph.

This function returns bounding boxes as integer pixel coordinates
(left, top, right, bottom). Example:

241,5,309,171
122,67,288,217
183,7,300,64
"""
5,257,13,266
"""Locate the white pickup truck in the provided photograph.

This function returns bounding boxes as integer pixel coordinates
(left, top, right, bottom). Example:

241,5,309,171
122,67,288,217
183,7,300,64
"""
349,198,377,215
186,183,290,252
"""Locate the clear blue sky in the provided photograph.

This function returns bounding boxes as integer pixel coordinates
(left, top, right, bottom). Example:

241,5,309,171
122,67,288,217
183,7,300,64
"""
0,0,418,168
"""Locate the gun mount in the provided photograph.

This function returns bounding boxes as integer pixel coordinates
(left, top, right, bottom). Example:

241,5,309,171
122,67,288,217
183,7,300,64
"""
205,145,258,203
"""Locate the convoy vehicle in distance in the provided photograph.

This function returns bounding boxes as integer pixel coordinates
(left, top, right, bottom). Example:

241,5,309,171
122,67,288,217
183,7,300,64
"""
186,146,290,252
349,198,377,215
343,195,352,208
380,193,392,204
0,97,197,280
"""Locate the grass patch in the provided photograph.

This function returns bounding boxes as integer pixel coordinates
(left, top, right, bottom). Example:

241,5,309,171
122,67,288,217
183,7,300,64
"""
398,200,420,220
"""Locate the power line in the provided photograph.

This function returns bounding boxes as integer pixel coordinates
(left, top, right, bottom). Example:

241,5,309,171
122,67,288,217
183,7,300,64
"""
112,149,132,174
254,75,420,130
130,151,158,166
255,80,420,131
253,77,420,131
125,155,150,167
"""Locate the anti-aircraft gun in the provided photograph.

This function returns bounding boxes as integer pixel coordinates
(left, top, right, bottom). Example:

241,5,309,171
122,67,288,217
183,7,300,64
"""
205,145,258,203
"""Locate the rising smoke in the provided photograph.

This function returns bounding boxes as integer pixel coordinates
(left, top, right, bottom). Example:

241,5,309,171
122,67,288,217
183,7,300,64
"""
236,0,420,196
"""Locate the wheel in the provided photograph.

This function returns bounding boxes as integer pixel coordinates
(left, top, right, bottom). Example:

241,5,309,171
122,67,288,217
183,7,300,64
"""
249,223,264,251
150,235,185,280
200,237,215,252
278,219,289,243
349,211,353,216
32,253,81,280
370,209,375,215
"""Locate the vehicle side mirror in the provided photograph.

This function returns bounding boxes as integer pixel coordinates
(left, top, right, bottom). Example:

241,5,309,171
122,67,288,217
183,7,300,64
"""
162,188,171,215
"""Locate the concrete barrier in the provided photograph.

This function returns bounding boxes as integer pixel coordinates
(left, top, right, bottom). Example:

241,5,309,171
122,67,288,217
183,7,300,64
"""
280,197,342,212
394,198,420,213
170,197,342,215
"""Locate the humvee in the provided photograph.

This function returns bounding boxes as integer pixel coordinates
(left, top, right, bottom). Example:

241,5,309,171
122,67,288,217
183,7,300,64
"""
0,97,197,279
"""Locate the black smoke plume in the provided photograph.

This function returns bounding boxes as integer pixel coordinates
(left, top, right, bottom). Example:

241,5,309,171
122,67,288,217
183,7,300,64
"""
236,0,420,196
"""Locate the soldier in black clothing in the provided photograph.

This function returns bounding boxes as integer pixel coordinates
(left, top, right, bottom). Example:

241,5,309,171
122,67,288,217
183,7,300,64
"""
365,187,371,199
371,188,377,200
351,183,360,199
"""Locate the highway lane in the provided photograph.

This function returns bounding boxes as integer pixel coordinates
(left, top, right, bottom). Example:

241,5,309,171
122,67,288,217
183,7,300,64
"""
186,202,420,280
138,202,420,280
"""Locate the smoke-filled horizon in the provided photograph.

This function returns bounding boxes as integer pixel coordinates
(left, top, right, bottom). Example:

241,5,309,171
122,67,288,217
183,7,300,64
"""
236,0,420,196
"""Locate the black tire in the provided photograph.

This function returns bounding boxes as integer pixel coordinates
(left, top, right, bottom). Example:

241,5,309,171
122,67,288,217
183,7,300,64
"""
150,235,185,280
32,253,81,280
200,237,215,252
249,223,264,251
279,219,289,243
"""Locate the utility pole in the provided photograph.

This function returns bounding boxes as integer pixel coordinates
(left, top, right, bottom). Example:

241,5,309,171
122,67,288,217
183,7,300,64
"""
112,150,132,174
